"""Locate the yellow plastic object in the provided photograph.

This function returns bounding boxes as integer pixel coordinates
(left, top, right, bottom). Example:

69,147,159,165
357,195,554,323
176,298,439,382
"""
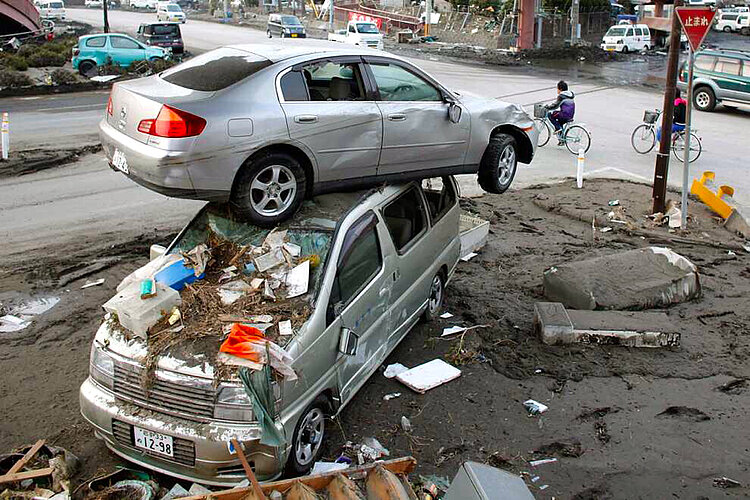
690,171,735,219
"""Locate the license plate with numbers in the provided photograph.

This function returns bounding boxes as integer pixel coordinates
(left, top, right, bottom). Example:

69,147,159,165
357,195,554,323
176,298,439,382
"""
133,426,174,457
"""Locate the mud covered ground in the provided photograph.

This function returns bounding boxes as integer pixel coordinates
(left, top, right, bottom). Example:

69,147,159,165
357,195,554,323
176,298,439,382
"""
1,179,749,498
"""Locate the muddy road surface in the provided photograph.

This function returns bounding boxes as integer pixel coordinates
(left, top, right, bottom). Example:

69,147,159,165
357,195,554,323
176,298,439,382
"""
1,177,749,498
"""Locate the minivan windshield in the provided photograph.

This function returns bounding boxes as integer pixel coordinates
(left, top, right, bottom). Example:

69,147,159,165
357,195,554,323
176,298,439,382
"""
606,27,627,36
356,23,379,33
167,4,181,11
161,47,272,91
281,15,302,25
49,1,64,7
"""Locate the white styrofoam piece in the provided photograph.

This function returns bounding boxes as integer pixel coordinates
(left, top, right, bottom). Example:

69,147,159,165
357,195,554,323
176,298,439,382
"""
285,260,310,298
278,320,293,336
442,326,466,337
396,359,461,394
439,312,454,319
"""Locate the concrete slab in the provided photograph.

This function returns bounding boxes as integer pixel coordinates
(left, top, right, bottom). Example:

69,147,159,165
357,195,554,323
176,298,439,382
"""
543,247,700,310
534,302,681,347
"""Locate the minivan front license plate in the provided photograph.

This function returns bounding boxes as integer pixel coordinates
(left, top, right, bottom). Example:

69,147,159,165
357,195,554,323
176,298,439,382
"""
112,148,129,174
133,426,174,457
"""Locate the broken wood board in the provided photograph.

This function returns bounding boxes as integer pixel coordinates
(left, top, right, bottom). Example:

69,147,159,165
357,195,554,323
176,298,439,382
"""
396,359,461,393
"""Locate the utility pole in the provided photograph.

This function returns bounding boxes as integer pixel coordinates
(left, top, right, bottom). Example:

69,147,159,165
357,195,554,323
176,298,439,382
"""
570,0,579,43
328,0,333,31
425,0,433,36
652,0,683,214
103,0,109,33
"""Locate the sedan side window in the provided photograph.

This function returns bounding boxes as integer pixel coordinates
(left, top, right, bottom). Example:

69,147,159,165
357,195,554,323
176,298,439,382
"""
368,63,442,102
421,177,457,224
330,212,382,308
382,187,427,252
300,61,365,101
280,70,310,101
86,37,106,48
695,55,715,71
111,36,141,50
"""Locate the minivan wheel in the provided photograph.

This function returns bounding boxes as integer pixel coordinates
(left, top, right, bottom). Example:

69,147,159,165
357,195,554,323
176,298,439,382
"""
723,26,732,32
267,29,272,38
286,395,327,477
694,87,716,112
422,272,445,322
621,45,629,54
230,152,306,227
478,134,518,194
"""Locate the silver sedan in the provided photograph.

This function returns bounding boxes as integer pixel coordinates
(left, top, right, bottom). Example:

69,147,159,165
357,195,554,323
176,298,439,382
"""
100,42,538,226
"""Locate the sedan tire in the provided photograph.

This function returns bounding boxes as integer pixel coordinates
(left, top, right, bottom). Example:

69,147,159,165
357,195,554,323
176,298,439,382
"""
285,395,327,477
230,152,306,227
478,134,518,194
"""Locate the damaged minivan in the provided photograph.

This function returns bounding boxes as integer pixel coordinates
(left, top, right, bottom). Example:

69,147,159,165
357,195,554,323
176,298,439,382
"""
79,178,461,485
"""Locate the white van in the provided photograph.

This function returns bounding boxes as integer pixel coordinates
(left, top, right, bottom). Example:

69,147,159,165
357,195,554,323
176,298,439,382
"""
38,0,66,20
715,12,743,32
601,23,651,53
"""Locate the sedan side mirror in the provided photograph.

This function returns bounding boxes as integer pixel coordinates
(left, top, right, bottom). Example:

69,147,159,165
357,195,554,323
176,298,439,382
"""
338,328,359,356
448,103,462,124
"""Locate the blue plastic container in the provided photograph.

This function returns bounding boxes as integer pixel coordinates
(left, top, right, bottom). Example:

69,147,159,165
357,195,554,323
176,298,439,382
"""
154,260,204,291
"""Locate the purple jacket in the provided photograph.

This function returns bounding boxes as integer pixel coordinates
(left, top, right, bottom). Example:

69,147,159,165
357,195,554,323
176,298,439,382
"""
546,90,575,121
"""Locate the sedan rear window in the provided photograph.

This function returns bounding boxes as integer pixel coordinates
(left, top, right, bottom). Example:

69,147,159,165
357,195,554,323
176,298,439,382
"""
152,24,179,36
161,48,272,91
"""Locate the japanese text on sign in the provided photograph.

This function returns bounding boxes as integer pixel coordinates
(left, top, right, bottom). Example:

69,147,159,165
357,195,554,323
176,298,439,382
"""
348,12,383,29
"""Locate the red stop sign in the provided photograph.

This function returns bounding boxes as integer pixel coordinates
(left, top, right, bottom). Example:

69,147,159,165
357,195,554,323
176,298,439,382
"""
676,7,716,52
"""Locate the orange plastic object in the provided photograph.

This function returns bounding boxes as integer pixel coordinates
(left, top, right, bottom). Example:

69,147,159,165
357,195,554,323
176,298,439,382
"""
219,324,265,362
690,171,735,219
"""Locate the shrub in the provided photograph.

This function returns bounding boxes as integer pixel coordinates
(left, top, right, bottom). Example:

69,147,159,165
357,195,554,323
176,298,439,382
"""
0,54,29,71
149,57,176,73
51,68,78,85
0,70,33,89
26,49,67,68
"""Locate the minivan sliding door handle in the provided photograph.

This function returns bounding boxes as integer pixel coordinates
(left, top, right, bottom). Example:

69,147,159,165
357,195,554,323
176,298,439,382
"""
294,115,318,124
387,114,407,122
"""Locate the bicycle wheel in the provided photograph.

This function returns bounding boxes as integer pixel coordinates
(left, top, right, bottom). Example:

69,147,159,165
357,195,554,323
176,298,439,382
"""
564,125,591,155
534,118,551,147
631,124,656,154
672,132,702,163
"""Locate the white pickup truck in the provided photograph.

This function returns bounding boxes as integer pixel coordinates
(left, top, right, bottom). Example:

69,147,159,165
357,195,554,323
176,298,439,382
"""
328,20,384,50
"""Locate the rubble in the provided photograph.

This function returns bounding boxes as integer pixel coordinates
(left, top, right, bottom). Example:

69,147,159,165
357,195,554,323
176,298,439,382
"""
395,359,461,394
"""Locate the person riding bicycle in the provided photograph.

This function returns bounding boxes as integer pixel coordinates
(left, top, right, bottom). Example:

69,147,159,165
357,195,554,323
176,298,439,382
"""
657,89,686,141
544,81,575,146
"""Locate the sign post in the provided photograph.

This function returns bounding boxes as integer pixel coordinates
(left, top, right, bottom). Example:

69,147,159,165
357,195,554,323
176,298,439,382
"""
675,7,716,229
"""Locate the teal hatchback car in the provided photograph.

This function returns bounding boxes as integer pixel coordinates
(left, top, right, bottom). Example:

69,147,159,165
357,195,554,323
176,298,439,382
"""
72,33,169,76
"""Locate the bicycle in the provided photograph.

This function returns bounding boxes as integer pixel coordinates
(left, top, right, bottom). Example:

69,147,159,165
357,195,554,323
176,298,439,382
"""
631,109,702,163
533,104,592,155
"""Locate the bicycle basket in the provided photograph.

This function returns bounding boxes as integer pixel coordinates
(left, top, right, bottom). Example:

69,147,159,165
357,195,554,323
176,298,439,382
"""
534,104,547,119
643,110,659,124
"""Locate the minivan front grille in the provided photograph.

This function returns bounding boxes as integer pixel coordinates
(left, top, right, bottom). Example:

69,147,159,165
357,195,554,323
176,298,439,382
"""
113,363,216,420
111,420,196,467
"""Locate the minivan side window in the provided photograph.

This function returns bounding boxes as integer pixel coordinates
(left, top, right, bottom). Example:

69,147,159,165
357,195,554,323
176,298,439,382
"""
421,177,457,224
643,27,650,36
635,27,643,36
382,187,427,252
695,55,715,71
715,57,741,76
330,212,382,308
86,37,106,48
626,28,633,36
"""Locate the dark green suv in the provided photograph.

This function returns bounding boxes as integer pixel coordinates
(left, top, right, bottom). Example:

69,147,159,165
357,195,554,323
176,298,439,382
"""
678,48,750,112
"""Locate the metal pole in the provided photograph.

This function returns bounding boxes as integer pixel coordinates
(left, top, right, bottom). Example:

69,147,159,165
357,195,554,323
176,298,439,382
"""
570,0,579,43
103,0,109,33
1,112,9,160
328,0,333,32
425,0,433,36
652,0,682,214
681,46,694,229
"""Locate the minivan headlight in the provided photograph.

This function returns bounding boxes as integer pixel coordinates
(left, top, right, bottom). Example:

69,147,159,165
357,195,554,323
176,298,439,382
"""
90,345,114,389
214,386,254,422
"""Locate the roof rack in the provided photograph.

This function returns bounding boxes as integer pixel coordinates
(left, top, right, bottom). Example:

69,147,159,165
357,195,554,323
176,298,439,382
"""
707,47,750,55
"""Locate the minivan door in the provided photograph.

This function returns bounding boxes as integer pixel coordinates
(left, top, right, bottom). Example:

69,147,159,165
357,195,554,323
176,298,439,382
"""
364,58,470,177
328,212,393,405
279,58,383,185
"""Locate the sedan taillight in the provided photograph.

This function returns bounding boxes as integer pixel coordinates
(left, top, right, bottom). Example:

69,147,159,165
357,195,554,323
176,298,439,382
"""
107,95,113,116
137,105,206,138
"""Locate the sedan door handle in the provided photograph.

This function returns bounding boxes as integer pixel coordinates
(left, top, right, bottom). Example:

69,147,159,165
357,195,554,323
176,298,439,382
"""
387,114,407,122
294,115,318,124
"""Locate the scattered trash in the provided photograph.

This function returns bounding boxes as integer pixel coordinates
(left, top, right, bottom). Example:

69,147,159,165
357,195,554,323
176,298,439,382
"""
81,278,105,289
284,260,310,298
531,476,540,482
155,258,204,291
167,308,181,326
460,252,478,262
439,312,454,319
442,325,466,336
728,250,736,256
188,482,212,495
523,399,548,415
90,75,120,82
0,296,60,333
140,277,157,299
360,437,389,462
400,416,412,433
283,242,301,257
254,249,285,273
713,476,741,488
278,320,293,336
383,392,401,401
162,483,190,500
666,205,682,229
395,359,461,394
103,281,181,338
528,458,557,467
599,227,612,233
608,199,620,206
383,363,409,379
310,462,349,476
218,324,298,380
539,484,549,490
0,314,31,333
182,243,210,276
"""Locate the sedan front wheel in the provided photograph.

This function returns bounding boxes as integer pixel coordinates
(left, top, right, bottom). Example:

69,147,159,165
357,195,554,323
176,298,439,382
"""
478,134,518,194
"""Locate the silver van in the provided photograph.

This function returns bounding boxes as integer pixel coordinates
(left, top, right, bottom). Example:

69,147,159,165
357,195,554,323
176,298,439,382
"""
79,178,461,485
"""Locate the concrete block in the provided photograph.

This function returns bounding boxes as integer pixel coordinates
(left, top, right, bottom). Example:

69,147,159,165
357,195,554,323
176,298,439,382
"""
534,302,681,347
543,247,700,310
724,208,750,240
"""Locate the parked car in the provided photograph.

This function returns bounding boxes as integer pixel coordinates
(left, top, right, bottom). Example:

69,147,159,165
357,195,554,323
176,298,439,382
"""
136,22,184,55
99,44,537,226
266,14,306,38
129,0,158,9
678,48,750,112
37,0,66,20
72,33,169,76
85,0,103,7
601,23,651,52
328,21,384,50
715,12,744,32
156,3,186,22
80,178,461,485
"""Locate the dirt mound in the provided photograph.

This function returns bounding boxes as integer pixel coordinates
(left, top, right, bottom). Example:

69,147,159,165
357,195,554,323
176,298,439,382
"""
518,45,627,62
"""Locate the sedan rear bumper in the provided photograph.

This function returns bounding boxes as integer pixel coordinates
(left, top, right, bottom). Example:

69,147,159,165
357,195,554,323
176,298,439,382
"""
79,377,284,486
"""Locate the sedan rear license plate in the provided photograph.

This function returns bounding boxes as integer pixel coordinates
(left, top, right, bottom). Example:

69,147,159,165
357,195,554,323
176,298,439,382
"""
112,148,129,174
133,426,174,457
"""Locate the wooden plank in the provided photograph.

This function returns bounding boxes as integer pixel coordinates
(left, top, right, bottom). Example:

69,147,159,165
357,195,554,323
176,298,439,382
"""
231,439,266,499
2,439,45,477
180,457,417,500
0,467,53,484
